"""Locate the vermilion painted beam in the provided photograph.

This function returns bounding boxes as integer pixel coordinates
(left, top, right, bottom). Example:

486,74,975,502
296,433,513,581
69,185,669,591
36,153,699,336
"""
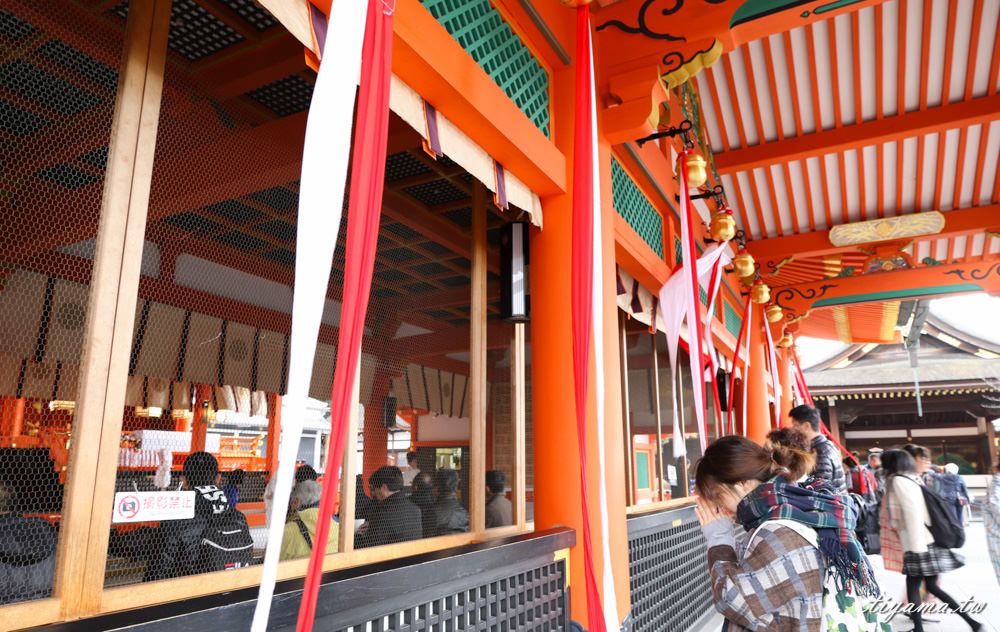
746,205,1000,271
393,0,566,196
772,255,1000,323
613,212,671,292
714,94,1000,174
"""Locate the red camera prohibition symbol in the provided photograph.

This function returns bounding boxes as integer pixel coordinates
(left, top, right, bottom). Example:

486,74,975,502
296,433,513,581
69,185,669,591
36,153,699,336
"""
118,495,140,519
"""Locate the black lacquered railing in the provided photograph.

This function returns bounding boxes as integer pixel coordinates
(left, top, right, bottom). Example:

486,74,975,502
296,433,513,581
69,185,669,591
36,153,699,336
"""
626,503,716,632
35,528,575,632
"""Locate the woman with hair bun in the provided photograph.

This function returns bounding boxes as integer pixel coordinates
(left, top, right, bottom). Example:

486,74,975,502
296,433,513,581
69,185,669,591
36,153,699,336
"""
764,427,816,482
694,435,883,631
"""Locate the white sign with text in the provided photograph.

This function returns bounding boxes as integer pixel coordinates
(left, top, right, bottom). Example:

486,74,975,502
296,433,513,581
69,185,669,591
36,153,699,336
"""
112,491,196,523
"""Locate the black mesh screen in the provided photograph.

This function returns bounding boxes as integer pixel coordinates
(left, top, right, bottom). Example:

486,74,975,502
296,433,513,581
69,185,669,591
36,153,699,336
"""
0,0,123,606
627,504,715,631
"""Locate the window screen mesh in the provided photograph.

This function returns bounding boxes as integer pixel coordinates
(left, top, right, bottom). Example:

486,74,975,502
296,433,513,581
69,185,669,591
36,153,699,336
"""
102,0,309,587
622,314,719,504
94,0,529,582
0,0,123,605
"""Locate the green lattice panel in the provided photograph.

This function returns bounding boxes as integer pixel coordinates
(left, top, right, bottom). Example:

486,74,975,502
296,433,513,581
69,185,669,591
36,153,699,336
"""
724,300,742,339
419,0,550,137
673,238,708,304
611,158,663,258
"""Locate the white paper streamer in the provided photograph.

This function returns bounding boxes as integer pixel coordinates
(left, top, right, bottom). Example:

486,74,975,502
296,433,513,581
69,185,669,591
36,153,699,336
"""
249,2,368,630
657,242,729,457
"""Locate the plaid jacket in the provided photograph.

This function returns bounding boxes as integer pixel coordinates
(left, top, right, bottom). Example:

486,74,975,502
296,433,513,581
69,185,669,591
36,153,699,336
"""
708,522,825,631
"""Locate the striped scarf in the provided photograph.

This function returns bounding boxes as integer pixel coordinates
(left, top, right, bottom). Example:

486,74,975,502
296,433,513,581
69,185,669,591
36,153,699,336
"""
736,472,880,597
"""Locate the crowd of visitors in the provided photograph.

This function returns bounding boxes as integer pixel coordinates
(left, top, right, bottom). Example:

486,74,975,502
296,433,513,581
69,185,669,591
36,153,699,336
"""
695,404,989,631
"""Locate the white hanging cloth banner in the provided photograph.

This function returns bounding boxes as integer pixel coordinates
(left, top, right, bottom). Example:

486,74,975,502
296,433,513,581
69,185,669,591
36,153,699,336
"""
658,242,729,457
250,2,368,631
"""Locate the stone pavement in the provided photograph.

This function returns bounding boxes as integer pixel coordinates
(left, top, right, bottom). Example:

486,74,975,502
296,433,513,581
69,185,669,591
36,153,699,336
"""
694,520,1000,631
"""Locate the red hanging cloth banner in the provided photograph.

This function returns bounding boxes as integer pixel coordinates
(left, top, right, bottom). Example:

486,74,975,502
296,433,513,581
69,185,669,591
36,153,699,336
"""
569,5,607,632
296,1,394,629
727,294,752,433
675,150,709,453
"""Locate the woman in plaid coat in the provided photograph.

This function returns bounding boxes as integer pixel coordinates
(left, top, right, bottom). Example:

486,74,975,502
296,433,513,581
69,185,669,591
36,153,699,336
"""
694,436,882,631
879,449,980,632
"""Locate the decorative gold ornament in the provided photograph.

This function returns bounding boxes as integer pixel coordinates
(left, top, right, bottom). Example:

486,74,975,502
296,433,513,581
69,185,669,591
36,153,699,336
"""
765,304,783,323
828,211,944,246
710,208,736,242
778,332,794,348
751,280,771,304
732,249,756,278
684,152,708,188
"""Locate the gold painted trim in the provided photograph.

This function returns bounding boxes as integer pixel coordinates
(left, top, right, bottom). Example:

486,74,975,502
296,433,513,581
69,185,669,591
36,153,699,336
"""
660,40,723,91
881,301,900,341
832,306,852,343
829,211,945,246
767,256,794,276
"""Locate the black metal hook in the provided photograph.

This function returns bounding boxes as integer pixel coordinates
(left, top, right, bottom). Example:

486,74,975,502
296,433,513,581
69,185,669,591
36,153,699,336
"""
635,119,693,148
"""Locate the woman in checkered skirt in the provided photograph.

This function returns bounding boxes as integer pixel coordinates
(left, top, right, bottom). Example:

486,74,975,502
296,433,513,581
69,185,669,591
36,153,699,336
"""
880,449,981,631
985,461,1000,586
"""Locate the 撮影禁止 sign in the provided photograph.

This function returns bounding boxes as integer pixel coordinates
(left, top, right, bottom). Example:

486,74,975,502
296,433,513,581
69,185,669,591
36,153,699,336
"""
112,490,196,523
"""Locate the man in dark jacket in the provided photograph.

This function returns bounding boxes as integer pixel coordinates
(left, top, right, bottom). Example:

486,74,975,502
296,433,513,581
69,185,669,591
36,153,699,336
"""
0,481,56,605
409,471,437,538
355,466,421,548
432,468,469,536
485,470,512,528
145,452,253,581
789,404,846,493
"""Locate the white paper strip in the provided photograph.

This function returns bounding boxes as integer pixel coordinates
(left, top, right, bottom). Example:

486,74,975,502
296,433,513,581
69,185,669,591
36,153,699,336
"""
249,2,368,630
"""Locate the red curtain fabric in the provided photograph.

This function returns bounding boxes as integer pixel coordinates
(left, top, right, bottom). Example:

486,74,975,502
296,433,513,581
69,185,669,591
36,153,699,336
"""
296,1,394,629
569,6,606,632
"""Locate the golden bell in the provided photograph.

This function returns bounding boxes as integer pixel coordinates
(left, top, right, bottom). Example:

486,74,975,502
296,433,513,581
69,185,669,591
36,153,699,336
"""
684,152,708,188
765,304,783,323
710,208,736,242
778,332,794,348
751,280,771,304
732,249,756,278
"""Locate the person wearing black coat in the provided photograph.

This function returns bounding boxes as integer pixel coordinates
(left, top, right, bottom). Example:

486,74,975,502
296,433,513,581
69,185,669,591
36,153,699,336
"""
409,471,437,538
355,466,421,549
145,452,252,581
432,468,469,536
0,481,56,605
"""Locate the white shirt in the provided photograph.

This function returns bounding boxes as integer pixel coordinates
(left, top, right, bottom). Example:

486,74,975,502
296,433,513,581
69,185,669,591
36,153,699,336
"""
402,465,420,486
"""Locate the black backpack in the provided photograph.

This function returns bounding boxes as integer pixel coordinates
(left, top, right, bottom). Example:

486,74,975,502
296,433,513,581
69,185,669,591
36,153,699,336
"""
195,486,254,572
904,477,965,549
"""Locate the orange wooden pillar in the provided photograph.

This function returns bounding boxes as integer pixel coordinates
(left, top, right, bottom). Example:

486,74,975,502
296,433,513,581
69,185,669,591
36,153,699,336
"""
531,64,631,627
745,305,771,444
777,347,793,424
1,396,25,438
266,393,282,475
